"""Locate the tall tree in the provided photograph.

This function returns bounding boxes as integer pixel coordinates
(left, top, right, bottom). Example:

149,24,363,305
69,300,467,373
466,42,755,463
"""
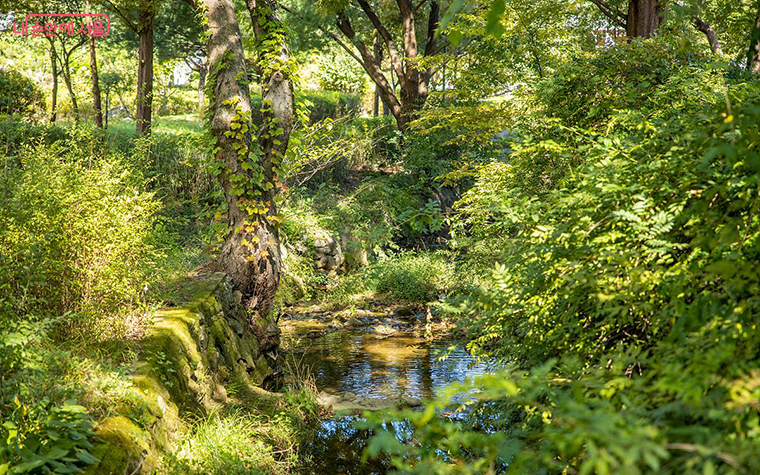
284,0,441,130
589,0,720,48
626,0,665,37
103,0,156,136
47,42,59,122
338,0,440,129
135,0,154,136
748,0,760,72
86,0,104,127
200,0,293,323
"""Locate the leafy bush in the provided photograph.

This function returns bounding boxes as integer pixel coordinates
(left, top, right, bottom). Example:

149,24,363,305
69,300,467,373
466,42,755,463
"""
0,69,43,117
0,127,159,328
0,116,69,159
366,39,760,474
300,90,362,123
0,318,100,474
369,252,455,303
251,90,361,125
0,398,99,474
322,251,456,306
315,53,368,94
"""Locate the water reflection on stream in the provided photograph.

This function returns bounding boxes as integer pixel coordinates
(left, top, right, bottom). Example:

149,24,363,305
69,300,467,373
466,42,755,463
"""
287,329,494,474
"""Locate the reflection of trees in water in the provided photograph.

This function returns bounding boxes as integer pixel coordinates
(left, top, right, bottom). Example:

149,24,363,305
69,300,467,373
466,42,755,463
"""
290,331,493,400
301,416,397,475
293,332,500,473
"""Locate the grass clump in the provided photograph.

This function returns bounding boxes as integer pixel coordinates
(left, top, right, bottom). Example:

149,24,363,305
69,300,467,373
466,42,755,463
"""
159,392,319,475
320,251,456,308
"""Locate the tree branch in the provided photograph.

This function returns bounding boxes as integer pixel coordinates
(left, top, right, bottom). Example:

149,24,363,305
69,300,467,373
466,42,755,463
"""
693,1,722,55
423,0,439,57
102,0,138,31
280,4,364,66
588,0,627,28
336,12,403,117
356,0,407,87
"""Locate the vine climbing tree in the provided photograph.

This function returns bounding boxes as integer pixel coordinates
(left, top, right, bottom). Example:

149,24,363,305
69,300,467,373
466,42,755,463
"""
201,0,294,329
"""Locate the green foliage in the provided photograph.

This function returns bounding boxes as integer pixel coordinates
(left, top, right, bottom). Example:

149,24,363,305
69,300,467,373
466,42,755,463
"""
534,39,718,129
0,317,99,475
0,127,159,324
0,69,43,117
158,394,318,475
365,39,760,474
315,53,367,94
0,117,68,160
369,252,456,304
0,398,99,475
296,90,362,123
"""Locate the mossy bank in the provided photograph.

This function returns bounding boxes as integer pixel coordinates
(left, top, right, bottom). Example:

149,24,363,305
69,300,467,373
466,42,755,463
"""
87,272,282,474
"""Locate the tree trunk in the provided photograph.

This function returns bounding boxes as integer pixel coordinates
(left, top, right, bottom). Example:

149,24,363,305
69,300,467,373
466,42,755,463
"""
336,12,404,126
203,0,291,327
626,0,664,38
748,3,760,73
197,61,207,112
136,4,154,137
694,17,721,54
49,43,58,123
61,54,79,122
372,33,382,117
87,0,103,128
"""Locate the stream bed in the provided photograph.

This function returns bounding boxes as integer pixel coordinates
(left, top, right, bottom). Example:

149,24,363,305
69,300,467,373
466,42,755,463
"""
281,314,495,474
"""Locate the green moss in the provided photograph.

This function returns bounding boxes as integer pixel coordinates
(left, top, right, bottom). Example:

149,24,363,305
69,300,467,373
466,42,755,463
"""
86,273,278,472
87,416,151,475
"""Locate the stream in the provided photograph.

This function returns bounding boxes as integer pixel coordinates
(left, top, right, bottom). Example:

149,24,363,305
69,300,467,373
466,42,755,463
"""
281,313,495,474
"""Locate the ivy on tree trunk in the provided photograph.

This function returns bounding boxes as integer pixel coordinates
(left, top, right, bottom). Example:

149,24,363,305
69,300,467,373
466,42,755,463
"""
202,0,293,330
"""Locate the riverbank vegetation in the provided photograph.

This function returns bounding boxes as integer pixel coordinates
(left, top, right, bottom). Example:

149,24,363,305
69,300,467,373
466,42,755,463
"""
3,0,760,473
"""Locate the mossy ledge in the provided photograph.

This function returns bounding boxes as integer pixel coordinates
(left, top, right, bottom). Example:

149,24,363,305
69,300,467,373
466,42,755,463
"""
86,272,281,474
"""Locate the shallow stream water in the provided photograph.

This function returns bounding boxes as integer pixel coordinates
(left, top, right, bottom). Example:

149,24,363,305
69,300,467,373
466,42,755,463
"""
285,327,494,474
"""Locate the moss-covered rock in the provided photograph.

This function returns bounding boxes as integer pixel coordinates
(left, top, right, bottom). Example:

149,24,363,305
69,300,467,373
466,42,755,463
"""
86,273,280,474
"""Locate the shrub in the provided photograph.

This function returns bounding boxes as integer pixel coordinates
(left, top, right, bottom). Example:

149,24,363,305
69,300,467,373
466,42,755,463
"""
369,252,455,304
300,90,362,123
366,39,760,474
251,91,361,125
315,53,368,94
0,69,43,117
0,127,159,328
0,116,69,159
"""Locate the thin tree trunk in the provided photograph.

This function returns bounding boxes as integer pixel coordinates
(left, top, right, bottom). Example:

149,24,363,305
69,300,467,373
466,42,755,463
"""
49,43,58,123
136,4,154,137
116,91,134,119
336,12,404,126
61,54,80,121
692,0,721,55
626,0,665,38
87,0,103,128
748,2,760,73
694,17,721,54
372,33,382,117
